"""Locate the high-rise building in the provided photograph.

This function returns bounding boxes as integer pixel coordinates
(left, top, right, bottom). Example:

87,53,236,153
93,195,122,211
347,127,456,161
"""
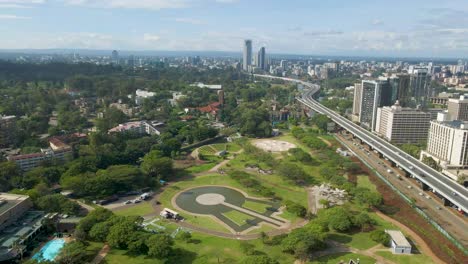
393,74,411,106
447,95,468,121
355,79,394,130
0,115,16,147
242,40,252,71
409,68,431,106
374,102,431,144
422,120,468,169
352,82,362,122
257,47,266,70
358,80,381,130
127,55,135,68
280,60,287,70
111,50,119,64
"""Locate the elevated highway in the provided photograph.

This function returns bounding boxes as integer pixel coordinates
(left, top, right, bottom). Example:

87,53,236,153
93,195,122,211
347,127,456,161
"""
255,74,468,213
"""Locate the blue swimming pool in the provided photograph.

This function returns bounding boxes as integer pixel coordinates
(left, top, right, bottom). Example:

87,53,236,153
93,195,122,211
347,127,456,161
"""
32,239,65,262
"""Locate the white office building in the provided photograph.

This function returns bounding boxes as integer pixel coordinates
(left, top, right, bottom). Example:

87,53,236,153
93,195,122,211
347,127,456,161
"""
421,119,468,169
374,102,431,144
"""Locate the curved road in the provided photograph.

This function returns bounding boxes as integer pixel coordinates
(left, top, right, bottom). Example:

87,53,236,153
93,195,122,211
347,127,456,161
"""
255,74,468,213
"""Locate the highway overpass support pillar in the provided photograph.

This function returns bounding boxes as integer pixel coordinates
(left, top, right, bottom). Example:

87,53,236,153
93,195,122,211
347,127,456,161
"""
442,197,452,207
421,182,429,191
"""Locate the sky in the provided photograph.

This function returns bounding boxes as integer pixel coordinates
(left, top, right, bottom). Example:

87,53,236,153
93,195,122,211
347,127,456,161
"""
0,0,468,58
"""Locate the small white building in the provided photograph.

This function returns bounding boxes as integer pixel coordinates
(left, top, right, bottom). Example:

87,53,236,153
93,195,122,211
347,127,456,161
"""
386,230,412,254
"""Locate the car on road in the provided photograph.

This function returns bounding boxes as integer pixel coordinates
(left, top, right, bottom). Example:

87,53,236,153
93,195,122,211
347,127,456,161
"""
387,169,393,174
409,166,414,170
123,200,132,205
452,192,458,196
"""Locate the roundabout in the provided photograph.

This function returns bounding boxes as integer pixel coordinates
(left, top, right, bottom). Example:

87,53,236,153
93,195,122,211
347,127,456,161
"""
173,186,290,234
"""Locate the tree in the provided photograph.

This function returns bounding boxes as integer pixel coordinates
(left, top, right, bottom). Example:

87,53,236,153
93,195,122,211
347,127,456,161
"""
106,216,143,249
277,162,309,185
241,255,279,264
321,207,353,232
370,230,390,246
281,224,326,259
76,208,113,235
284,200,307,217
352,212,375,231
141,150,173,179
175,231,192,243
239,242,256,256
56,241,88,264
311,114,330,131
36,194,81,215
89,222,111,242
146,234,174,259
0,161,20,191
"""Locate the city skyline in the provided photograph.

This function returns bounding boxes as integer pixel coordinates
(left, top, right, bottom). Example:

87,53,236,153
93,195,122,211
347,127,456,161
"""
0,0,467,57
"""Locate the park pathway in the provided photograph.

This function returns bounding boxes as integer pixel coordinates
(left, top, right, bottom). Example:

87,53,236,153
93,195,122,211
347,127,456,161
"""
90,244,110,264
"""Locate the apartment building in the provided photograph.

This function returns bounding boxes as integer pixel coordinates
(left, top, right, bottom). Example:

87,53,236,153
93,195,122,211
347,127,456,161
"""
108,121,161,136
447,95,468,121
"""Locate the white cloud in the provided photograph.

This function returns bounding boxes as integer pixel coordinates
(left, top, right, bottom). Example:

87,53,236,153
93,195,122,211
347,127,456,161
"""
143,33,161,42
215,0,238,3
174,17,204,25
0,14,30,19
62,0,190,10
0,0,44,8
371,19,384,26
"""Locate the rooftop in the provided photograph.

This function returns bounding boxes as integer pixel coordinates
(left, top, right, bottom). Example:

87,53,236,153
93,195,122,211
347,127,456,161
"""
386,230,411,247
0,193,29,216
437,120,468,130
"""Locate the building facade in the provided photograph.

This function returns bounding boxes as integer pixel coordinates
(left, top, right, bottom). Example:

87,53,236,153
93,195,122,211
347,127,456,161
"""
0,115,16,147
257,47,266,70
374,102,431,144
242,39,252,71
7,138,72,171
447,95,468,121
422,120,468,169
358,80,383,130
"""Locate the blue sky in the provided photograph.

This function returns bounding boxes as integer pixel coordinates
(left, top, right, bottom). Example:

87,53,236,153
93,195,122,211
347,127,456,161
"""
0,0,468,57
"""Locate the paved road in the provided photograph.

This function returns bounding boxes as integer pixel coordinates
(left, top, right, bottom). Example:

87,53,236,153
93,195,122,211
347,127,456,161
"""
254,74,468,213
338,134,468,248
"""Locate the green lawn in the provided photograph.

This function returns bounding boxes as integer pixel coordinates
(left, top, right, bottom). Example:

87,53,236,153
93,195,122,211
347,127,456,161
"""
114,202,154,217
308,252,375,264
375,251,435,264
242,200,270,213
104,232,297,264
328,232,378,250
185,162,217,173
356,175,377,191
222,210,254,226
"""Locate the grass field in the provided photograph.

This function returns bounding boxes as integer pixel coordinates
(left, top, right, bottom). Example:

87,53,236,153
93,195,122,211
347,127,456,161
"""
104,232,297,264
375,251,435,264
114,202,154,217
222,210,254,226
242,200,270,213
328,232,378,250
356,175,377,191
185,162,217,173
308,252,375,264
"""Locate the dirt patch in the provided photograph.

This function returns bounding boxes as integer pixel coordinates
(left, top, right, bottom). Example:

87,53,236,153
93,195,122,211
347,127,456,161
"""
361,165,467,263
252,139,296,152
